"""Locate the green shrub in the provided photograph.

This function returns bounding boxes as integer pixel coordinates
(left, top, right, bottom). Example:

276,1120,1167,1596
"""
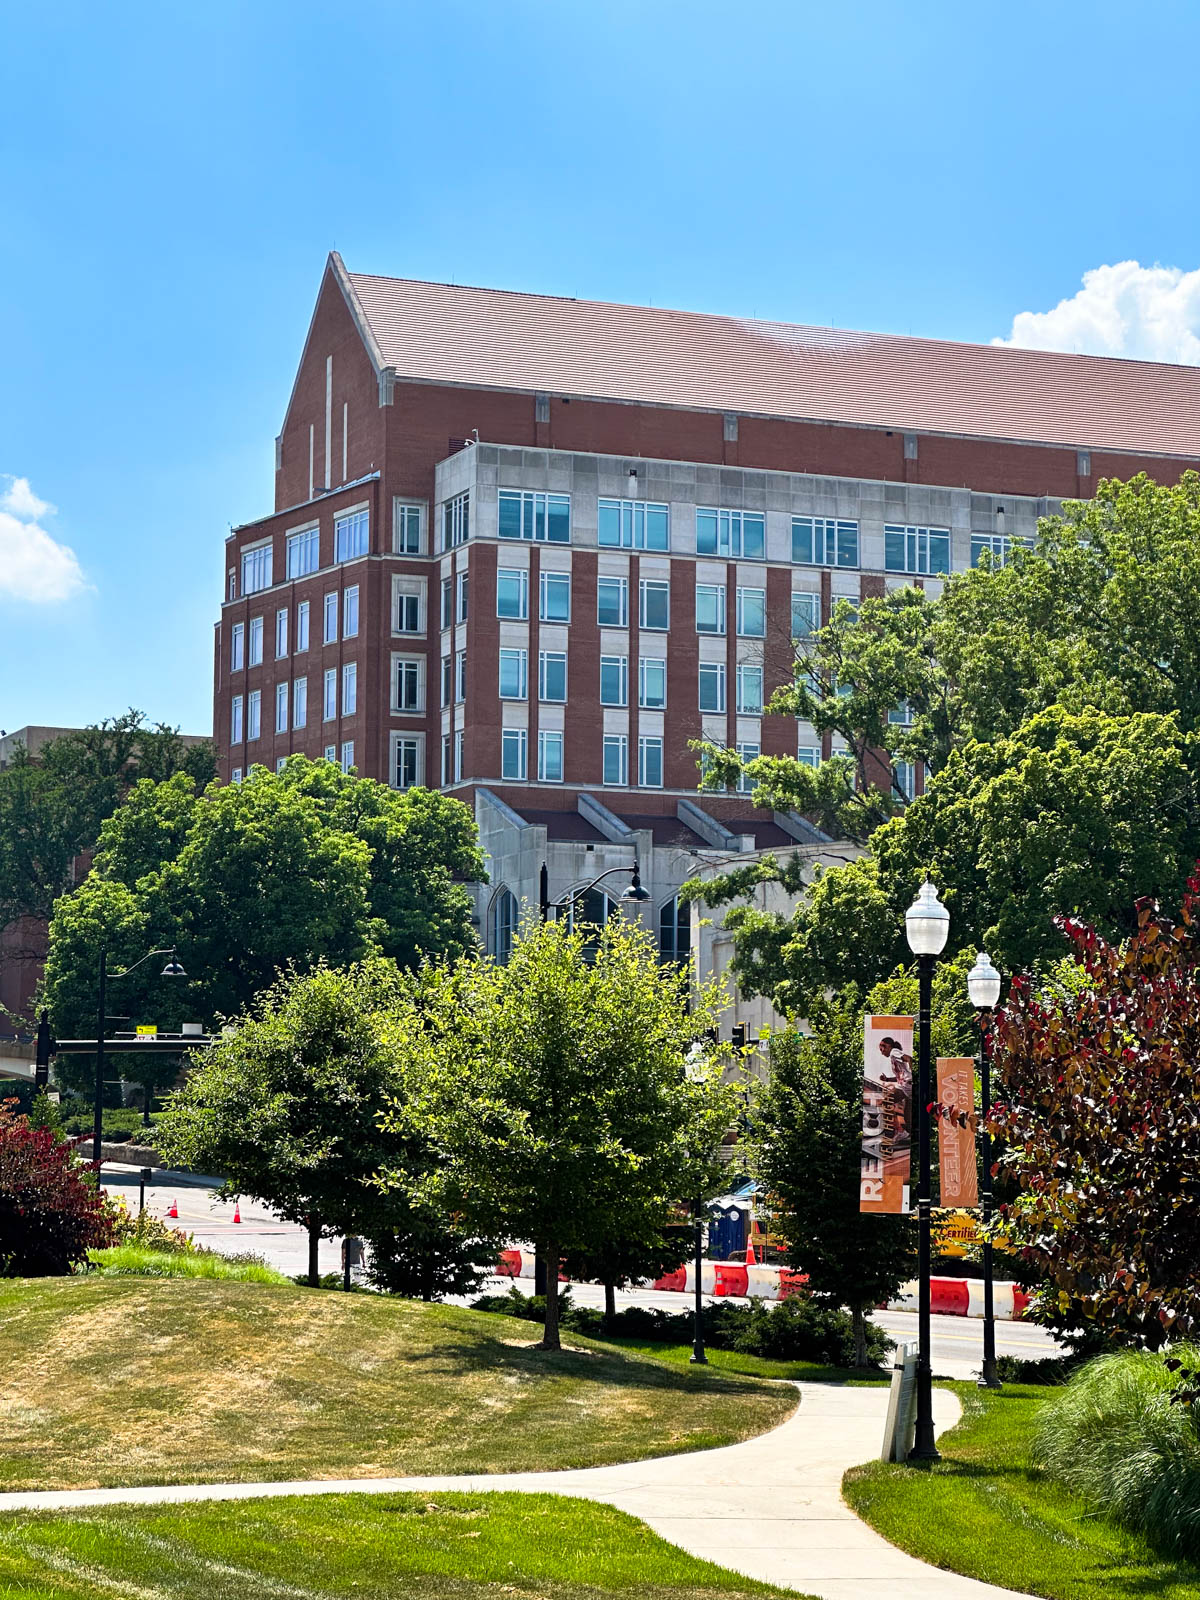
58,1106,160,1143
994,1352,1078,1385
87,1245,289,1284
1036,1346,1200,1560
105,1194,196,1254
469,1286,892,1367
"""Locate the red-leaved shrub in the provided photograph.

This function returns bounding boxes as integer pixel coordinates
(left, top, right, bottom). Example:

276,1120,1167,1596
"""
0,1103,112,1275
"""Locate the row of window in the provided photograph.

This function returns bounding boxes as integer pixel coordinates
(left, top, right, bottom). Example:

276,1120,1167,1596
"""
231,742,358,785
239,495,1027,603
230,664,357,742
230,588,360,670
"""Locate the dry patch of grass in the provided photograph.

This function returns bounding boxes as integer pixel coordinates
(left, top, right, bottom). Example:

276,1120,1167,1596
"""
0,1278,796,1492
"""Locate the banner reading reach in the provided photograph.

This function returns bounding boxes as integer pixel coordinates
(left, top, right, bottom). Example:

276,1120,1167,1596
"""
860,1015,914,1214
937,1057,978,1209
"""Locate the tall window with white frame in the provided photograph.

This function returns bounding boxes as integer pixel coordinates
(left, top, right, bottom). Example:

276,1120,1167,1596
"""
696,584,726,635
539,569,571,622
639,656,666,709
275,608,288,659
342,661,357,717
455,650,467,704
323,593,338,645
638,735,663,788
394,736,421,790
639,579,669,632
395,658,421,713
230,622,244,671
335,509,369,563
737,664,763,714
456,571,469,623
501,728,527,780
293,676,307,729
440,575,453,629
698,662,725,713
296,600,310,652
440,654,452,707
539,650,567,702
696,508,765,558
454,729,465,782
275,682,288,734
248,616,263,667
736,587,766,638
791,591,819,641
441,734,452,786
341,741,355,774
597,576,628,627
603,733,628,786
343,586,359,639
497,568,528,619
323,668,337,721
394,583,421,634
499,648,528,700
598,498,669,551
736,741,760,793
394,502,422,555
600,654,628,707
442,492,470,551
538,730,563,782
230,695,243,745
247,689,261,742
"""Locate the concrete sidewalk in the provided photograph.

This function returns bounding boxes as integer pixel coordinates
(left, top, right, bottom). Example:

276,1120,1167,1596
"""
0,1382,1030,1600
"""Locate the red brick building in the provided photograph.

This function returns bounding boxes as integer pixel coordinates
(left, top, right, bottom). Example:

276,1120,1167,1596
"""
214,254,1200,970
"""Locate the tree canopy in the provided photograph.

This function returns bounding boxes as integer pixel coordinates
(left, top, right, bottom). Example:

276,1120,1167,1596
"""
378,913,738,1350
42,758,486,1093
689,474,1200,1015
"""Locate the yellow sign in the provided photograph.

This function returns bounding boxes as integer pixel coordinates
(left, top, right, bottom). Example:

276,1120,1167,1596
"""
135,1025,158,1037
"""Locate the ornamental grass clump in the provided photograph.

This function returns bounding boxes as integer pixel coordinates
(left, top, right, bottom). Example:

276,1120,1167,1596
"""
1035,1347,1200,1560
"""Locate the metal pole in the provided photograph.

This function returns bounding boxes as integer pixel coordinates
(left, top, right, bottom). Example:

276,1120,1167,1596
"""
539,861,550,921
34,1010,52,1094
909,950,940,1461
690,1195,707,1364
978,1005,1002,1389
92,948,107,1168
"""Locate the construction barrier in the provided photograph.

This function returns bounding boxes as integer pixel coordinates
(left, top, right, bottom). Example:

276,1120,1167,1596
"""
494,1255,1026,1318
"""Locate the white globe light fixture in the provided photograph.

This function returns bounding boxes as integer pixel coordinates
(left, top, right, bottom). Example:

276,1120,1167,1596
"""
905,880,950,958
967,951,1002,1010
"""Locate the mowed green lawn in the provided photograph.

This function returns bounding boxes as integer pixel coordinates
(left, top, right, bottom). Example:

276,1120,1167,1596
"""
0,1491,812,1600
0,1277,796,1492
843,1383,1200,1600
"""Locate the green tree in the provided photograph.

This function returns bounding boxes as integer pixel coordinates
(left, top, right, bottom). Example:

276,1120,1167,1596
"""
156,961,439,1285
756,962,972,1365
988,886,1200,1349
382,915,738,1351
42,759,485,1094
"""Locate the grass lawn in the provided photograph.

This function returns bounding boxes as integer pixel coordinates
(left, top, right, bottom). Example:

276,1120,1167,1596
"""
0,1491,812,1599
843,1382,1200,1600
0,1277,795,1492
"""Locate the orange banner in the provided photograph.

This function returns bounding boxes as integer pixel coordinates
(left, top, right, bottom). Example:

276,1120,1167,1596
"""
860,1016,914,1214
937,1057,978,1209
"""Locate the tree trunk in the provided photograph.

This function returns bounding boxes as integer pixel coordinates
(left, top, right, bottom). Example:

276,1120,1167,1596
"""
307,1216,320,1288
603,1279,617,1331
852,1303,868,1368
422,1249,434,1303
539,1239,561,1350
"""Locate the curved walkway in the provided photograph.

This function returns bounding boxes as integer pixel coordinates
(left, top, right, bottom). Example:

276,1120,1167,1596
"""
0,1382,1033,1600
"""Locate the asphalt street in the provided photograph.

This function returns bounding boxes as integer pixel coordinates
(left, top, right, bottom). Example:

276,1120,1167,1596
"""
99,1167,1064,1379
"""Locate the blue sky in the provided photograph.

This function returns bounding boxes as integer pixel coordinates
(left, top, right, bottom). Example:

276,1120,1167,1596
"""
4,0,1200,737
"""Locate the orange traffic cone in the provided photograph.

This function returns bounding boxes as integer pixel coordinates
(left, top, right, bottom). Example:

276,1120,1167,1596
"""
746,1240,757,1266
233,1203,242,1224
167,1199,178,1219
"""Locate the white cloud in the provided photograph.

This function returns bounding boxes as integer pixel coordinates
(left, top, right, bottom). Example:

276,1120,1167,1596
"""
0,476,86,604
0,476,54,520
994,261,1200,364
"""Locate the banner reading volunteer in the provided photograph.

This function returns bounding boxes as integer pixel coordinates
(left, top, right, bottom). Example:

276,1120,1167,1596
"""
936,1057,978,1209
860,1015,914,1214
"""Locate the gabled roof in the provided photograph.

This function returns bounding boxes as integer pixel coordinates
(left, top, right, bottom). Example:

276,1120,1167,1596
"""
332,253,1200,460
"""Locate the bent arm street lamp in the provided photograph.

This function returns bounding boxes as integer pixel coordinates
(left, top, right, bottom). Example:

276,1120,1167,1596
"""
538,859,650,920
967,950,1004,1390
905,880,949,1463
93,946,187,1166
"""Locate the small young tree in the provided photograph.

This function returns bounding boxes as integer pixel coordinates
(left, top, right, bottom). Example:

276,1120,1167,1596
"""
156,961,410,1284
383,915,737,1351
0,1104,112,1274
756,963,972,1366
989,885,1200,1348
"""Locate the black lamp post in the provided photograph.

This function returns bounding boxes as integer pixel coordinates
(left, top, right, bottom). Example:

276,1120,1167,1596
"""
93,945,187,1166
538,859,650,920
684,1040,708,1365
967,951,1004,1390
904,879,950,1463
